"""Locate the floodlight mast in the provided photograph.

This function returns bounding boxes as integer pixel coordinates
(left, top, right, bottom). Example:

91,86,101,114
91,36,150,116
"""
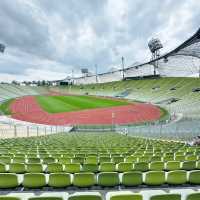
148,38,163,76
0,43,6,53
121,56,125,80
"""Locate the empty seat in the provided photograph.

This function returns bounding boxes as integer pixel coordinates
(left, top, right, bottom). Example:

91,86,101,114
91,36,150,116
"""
58,157,71,164
145,171,165,185
85,156,98,164
167,170,187,185
107,191,143,200
82,163,98,172
99,156,111,163
181,161,196,170
26,164,43,173
9,163,25,173
150,194,181,200
43,157,56,164
68,192,102,200
134,162,149,172
0,163,6,173
99,162,116,172
0,173,19,188
0,156,11,164
48,173,71,188
112,156,124,164
73,173,96,187
166,161,180,171
64,163,81,173
13,157,25,163
149,161,164,171
117,162,133,172
47,163,63,173
98,172,119,187
23,173,46,188
121,171,142,186
189,170,200,184
186,193,200,200
27,158,41,164
29,197,63,200
0,197,21,200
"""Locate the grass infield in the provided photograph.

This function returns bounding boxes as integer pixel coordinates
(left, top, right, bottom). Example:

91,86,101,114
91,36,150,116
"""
36,95,129,113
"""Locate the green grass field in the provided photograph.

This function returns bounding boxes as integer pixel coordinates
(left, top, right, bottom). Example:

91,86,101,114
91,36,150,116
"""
0,99,13,115
36,95,129,113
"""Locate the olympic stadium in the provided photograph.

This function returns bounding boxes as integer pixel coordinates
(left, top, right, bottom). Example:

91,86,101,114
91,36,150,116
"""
0,1,200,200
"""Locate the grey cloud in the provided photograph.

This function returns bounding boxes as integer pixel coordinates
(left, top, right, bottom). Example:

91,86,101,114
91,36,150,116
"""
0,0,199,81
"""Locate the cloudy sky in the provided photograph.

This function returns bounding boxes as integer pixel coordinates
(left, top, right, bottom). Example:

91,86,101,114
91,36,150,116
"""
0,0,199,82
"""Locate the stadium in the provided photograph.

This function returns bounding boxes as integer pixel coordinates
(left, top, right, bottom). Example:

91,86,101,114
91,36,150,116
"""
0,1,200,200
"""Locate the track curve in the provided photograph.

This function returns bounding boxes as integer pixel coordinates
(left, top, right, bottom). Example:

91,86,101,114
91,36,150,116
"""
10,96,161,125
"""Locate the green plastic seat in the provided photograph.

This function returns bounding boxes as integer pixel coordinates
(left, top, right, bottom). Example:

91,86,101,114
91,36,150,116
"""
151,156,162,162
0,197,21,200
108,192,142,200
43,157,56,164
99,162,116,172
125,156,138,162
112,156,124,164
150,194,181,200
58,157,71,164
48,173,71,188
27,157,41,164
167,170,187,185
163,155,174,162
99,156,111,163
181,161,196,170
186,155,198,161
28,197,63,200
47,163,63,173
85,156,98,164
0,173,19,188
64,163,81,173
68,193,102,200
73,173,96,187
189,170,200,184
72,157,84,164
117,162,133,172
121,171,142,186
13,157,25,163
0,163,6,173
186,193,200,200
23,173,46,188
9,163,25,173
134,162,149,172
149,161,164,171
0,156,11,164
82,163,98,172
166,161,180,171
98,172,119,187
26,163,43,173
145,171,165,185
175,155,185,161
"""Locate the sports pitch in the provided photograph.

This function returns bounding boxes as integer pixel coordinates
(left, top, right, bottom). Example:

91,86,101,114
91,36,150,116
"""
36,95,129,113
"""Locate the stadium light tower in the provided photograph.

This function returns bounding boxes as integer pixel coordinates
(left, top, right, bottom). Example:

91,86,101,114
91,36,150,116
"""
121,56,125,80
148,38,163,76
0,43,6,53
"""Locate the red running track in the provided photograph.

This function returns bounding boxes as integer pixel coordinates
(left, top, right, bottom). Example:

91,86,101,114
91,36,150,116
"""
10,96,161,125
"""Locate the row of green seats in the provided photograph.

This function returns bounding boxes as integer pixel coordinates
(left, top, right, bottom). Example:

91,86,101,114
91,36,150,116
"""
1,153,199,164
0,191,200,200
0,170,200,188
1,161,200,173
0,154,199,165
